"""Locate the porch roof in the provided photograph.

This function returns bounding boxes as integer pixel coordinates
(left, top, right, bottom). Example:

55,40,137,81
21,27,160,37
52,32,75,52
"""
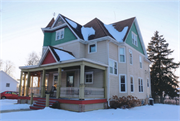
19,58,108,72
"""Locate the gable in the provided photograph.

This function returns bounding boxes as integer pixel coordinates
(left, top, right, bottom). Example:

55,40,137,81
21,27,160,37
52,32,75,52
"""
42,50,56,65
53,16,65,27
43,27,77,46
125,22,144,55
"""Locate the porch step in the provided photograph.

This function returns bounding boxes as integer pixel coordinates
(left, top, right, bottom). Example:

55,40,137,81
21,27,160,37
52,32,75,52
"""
30,98,58,110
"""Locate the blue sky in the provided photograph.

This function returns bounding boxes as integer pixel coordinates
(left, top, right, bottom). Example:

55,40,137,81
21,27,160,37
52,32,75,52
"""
0,0,179,80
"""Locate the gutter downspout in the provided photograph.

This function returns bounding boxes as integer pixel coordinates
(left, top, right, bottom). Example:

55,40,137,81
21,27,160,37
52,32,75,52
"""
107,40,110,107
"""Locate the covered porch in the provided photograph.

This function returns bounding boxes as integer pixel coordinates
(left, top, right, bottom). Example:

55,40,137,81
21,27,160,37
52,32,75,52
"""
19,59,108,100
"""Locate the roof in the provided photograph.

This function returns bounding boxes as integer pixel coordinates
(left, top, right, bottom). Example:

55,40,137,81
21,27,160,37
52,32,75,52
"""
0,71,18,83
44,14,135,42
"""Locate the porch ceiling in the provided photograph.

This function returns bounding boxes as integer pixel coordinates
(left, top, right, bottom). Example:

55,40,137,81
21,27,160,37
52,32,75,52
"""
20,58,108,72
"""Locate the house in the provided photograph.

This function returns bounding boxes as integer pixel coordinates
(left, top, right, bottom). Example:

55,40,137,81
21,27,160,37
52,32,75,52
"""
0,71,18,93
18,14,151,112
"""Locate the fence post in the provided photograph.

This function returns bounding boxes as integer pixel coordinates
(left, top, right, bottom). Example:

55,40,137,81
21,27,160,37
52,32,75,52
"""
30,93,34,105
46,94,50,107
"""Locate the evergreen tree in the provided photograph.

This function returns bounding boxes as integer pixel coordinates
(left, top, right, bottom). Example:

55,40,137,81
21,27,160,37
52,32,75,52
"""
147,31,180,102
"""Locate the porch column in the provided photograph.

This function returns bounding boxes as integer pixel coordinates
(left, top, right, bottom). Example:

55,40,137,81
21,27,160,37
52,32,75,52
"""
56,68,61,99
41,69,46,98
25,72,31,96
104,68,107,99
19,71,23,96
79,64,85,100
23,73,27,96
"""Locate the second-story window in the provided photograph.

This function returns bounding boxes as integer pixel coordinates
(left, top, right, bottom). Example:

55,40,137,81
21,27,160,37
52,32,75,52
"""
139,56,142,68
120,48,125,63
109,59,117,75
56,28,64,40
129,49,133,65
89,43,97,53
132,32,138,46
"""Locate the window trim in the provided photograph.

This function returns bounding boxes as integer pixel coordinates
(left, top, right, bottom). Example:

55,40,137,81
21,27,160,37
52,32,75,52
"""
109,59,118,75
119,47,126,63
132,31,138,47
6,83,10,87
129,49,133,65
119,74,127,93
56,28,64,41
130,75,134,93
88,43,97,54
85,72,93,84
138,77,143,93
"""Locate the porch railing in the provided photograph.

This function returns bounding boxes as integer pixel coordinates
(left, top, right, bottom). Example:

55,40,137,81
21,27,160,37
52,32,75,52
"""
60,87,79,98
29,87,41,97
84,87,104,98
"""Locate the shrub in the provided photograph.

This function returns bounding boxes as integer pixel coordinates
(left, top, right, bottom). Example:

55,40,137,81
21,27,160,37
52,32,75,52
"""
109,95,141,109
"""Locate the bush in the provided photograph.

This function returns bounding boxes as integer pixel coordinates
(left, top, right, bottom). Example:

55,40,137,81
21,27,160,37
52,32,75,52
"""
109,95,141,109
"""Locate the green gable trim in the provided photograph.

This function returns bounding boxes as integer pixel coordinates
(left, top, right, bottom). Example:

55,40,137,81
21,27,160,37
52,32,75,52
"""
43,27,77,46
125,23,144,55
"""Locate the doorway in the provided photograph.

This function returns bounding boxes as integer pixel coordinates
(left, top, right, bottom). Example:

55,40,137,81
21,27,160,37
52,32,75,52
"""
66,72,74,87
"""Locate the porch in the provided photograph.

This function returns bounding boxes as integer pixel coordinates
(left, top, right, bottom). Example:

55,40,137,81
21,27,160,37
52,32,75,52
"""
19,59,108,100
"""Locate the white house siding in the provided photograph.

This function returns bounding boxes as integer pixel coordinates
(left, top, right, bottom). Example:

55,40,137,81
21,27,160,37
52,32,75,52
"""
85,40,108,65
0,71,18,93
108,42,151,100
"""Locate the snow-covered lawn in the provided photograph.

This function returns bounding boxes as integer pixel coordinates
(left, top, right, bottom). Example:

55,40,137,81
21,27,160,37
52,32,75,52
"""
0,99,29,111
0,99,179,121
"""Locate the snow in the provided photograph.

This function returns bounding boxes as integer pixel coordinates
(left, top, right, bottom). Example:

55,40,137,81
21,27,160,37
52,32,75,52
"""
0,99,29,111
0,99,179,121
53,48,75,61
104,24,128,42
81,26,95,41
65,18,77,28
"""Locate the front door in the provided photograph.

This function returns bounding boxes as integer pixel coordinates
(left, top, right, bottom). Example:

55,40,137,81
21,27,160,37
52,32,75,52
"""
67,72,74,87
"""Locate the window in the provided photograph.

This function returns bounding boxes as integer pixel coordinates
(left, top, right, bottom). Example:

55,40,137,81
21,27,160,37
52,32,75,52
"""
132,32,138,46
85,72,93,84
6,83,10,87
138,78,143,92
89,43,97,53
129,50,133,64
56,28,64,40
147,79,149,87
119,74,126,92
139,56,142,68
120,48,125,62
5,91,12,94
109,59,117,75
130,76,134,92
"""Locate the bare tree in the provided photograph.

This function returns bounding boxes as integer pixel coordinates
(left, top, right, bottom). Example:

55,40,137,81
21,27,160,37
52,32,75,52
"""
4,60,15,77
26,52,41,66
0,59,3,70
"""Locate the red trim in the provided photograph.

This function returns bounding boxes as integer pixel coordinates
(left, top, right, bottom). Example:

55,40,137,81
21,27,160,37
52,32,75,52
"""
42,51,56,65
18,96,107,104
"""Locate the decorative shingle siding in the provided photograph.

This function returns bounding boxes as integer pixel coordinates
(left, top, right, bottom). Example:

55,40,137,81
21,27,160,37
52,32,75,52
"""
125,23,144,55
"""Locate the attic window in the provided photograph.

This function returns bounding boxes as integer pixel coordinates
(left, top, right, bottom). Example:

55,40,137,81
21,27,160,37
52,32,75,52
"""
89,43,97,53
56,28,64,40
6,83,10,87
132,32,138,47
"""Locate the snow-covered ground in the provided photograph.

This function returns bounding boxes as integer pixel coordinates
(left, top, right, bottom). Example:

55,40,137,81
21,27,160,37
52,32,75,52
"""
0,99,179,121
0,99,29,111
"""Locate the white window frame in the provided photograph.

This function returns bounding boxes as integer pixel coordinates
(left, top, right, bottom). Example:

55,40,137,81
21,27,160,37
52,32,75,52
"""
138,78,143,92
129,49,133,65
119,74,127,93
119,47,126,63
130,76,134,93
56,28,64,41
88,43,97,54
109,59,118,75
132,31,138,47
85,72,93,84
147,78,149,87
139,56,143,68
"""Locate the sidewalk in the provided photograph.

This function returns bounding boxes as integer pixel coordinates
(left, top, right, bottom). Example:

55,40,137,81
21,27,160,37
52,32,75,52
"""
0,109,32,113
